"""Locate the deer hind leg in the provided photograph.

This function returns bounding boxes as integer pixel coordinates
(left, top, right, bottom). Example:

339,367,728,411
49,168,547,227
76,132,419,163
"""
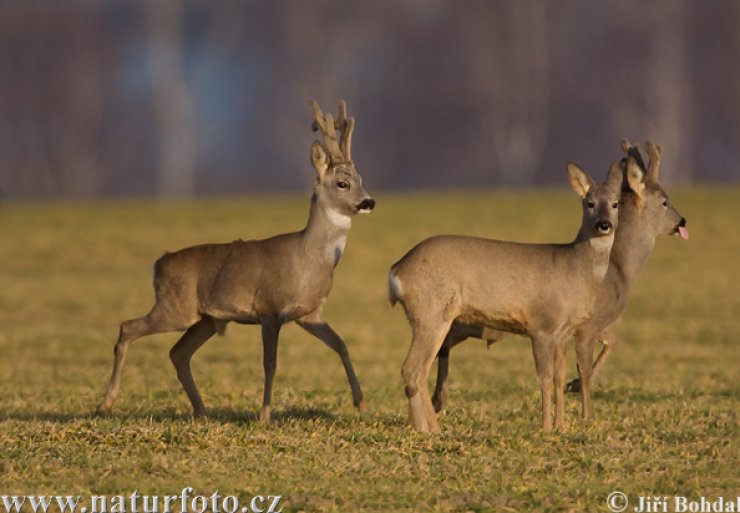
97,306,195,414
432,333,454,414
259,316,281,423
432,325,508,414
402,320,452,433
169,318,217,417
566,329,617,393
296,309,366,414
432,324,476,414
590,330,618,383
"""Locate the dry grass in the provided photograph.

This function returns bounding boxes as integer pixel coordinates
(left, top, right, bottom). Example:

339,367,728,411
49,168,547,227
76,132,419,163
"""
0,187,738,511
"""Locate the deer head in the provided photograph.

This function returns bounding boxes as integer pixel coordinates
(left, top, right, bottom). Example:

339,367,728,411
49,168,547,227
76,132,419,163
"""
621,139,687,240
309,100,374,218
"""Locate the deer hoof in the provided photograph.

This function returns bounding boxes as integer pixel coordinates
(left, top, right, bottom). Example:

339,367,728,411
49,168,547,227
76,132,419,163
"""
95,405,111,416
356,400,369,415
259,406,272,423
565,378,582,393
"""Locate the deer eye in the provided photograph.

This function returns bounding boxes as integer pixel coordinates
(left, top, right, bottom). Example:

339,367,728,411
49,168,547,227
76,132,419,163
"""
337,181,349,190
587,201,595,209
662,200,668,207
611,202,618,209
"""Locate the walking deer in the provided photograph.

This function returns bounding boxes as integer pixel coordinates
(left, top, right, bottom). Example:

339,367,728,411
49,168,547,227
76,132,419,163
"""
389,160,623,432
430,141,687,423
97,100,374,421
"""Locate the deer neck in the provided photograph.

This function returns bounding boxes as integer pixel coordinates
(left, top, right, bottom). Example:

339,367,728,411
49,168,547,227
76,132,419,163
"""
302,193,351,268
573,229,615,284
608,202,657,288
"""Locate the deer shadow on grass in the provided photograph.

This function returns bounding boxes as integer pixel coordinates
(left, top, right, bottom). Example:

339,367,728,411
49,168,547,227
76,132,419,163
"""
0,405,337,426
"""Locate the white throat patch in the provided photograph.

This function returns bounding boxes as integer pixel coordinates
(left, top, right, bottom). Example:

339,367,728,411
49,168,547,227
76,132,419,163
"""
326,208,352,229
589,234,614,281
589,234,614,252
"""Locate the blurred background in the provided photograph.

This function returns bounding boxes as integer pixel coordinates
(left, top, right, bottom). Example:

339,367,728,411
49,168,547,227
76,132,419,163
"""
0,0,738,200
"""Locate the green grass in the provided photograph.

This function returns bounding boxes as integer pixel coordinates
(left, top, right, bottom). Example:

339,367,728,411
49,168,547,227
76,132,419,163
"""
0,187,738,511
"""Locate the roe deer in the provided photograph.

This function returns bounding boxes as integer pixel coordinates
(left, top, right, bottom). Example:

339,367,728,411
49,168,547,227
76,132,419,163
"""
97,100,375,421
431,141,688,422
389,161,622,432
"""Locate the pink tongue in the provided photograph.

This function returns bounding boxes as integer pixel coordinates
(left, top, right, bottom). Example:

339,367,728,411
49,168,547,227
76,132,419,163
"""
678,225,689,240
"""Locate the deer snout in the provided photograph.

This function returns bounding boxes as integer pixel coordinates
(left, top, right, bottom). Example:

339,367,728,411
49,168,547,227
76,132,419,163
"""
675,217,689,240
356,198,375,214
595,220,613,234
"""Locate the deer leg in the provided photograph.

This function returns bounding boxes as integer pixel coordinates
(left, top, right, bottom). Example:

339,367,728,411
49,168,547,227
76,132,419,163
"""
553,337,568,430
98,311,187,414
296,310,366,413
531,335,555,432
169,318,217,417
259,317,281,423
432,324,506,414
566,330,617,393
574,332,595,421
431,330,469,414
401,321,451,433
590,330,618,382
432,335,452,414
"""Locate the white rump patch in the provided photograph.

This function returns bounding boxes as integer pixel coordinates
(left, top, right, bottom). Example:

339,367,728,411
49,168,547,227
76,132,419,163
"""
326,208,352,229
388,270,404,301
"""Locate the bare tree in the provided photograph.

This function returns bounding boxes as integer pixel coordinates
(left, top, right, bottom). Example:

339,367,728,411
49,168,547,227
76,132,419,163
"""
645,0,692,183
144,0,197,197
468,0,550,186
0,5,108,198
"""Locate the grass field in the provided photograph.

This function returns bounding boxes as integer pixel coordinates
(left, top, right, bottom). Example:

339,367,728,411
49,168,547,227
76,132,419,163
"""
1,187,738,512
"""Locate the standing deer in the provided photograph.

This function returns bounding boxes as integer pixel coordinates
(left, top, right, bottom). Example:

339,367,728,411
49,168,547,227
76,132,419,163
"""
97,100,374,421
389,161,623,432
431,141,688,422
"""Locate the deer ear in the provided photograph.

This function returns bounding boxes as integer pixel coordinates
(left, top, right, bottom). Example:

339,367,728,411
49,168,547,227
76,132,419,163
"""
625,156,646,198
567,162,593,198
606,160,624,189
310,140,330,176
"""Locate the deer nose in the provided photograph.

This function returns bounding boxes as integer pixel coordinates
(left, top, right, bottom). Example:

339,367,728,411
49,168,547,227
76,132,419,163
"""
357,198,375,213
595,220,612,233
679,217,687,227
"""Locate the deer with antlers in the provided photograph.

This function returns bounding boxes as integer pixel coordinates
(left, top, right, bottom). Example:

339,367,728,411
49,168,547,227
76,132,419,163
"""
430,141,688,423
97,100,374,421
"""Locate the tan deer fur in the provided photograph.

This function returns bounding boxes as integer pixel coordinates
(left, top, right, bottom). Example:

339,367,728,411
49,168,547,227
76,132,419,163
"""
97,100,375,422
389,161,623,432
431,141,687,423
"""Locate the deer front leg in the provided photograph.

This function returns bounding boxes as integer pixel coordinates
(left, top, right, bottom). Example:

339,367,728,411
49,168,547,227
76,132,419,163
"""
295,309,366,414
553,337,568,430
260,316,281,423
574,331,595,421
169,318,217,417
531,335,555,432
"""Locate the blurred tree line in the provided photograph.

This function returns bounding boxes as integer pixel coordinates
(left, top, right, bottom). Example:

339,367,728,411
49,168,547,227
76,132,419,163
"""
0,0,738,200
